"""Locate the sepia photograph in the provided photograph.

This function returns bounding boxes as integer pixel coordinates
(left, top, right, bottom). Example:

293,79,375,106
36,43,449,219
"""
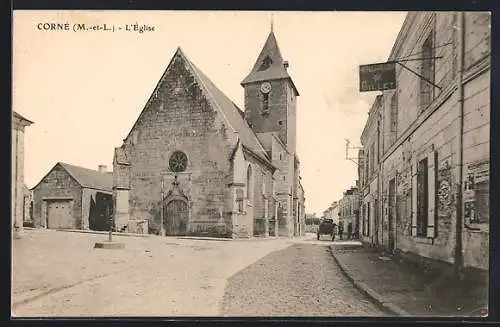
11,10,490,318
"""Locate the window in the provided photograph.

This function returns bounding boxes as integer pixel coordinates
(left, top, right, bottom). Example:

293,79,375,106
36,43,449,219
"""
236,189,244,213
464,161,489,225
471,181,489,224
169,151,188,172
370,143,375,176
258,56,273,71
262,93,269,115
366,151,370,179
246,165,253,200
416,158,428,236
420,31,436,109
406,188,412,235
390,91,398,134
262,172,266,195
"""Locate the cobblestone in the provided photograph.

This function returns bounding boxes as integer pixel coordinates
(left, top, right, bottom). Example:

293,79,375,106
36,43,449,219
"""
221,243,387,316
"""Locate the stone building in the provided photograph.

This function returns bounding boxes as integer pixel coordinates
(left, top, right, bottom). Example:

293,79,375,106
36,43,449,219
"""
113,29,304,238
296,181,306,236
358,12,490,276
12,111,33,238
32,163,113,231
360,95,383,246
338,185,360,238
23,183,33,226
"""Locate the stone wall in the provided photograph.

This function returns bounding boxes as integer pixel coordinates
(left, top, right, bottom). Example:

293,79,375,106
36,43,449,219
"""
12,128,24,231
359,12,490,271
461,69,490,270
244,79,292,147
32,165,83,228
122,54,237,237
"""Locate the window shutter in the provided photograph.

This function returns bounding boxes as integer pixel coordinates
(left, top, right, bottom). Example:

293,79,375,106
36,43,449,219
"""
411,159,418,236
427,151,438,238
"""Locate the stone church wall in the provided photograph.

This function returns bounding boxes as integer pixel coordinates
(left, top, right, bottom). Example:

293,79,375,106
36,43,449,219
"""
125,55,236,237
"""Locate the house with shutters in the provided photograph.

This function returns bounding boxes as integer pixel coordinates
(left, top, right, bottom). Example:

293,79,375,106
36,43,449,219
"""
31,162,113,231
358,12,490,280
112,28,305,238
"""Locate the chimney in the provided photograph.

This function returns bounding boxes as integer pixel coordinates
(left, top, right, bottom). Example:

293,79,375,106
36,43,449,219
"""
283,61,289,69
98,165,107,173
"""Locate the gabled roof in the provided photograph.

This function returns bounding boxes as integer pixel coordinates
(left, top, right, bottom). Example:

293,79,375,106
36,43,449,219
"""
183,51,270,163
123,47,271,165
256,131,289,155
12,111,34,125
32,162,113,192
241,31,299,95
58,163,113,191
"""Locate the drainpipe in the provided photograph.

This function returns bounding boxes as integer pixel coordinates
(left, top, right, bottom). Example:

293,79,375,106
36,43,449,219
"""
454,12,465,273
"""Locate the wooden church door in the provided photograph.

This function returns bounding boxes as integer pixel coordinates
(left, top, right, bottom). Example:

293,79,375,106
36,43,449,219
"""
165,199,188,236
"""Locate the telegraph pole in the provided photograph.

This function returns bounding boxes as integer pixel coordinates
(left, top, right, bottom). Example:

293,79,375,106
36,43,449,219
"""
345,138,362,165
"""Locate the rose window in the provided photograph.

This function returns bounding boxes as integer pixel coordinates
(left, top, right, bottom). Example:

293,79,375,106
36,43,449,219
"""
169,151,188,172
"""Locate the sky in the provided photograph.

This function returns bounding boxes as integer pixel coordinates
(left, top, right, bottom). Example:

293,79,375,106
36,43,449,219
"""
13,10,406,216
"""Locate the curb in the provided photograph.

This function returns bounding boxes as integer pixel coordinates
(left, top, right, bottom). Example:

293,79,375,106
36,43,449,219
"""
329,245,410,317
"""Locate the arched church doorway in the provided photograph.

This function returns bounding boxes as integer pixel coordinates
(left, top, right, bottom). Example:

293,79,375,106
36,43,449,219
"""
164,199,188,236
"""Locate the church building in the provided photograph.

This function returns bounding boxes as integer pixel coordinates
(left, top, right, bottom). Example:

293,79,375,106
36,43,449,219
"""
113,29,305,238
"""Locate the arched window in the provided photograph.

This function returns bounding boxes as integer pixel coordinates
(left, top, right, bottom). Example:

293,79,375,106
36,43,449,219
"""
262,93,269,115
246,165,253,200
258,56,273,71
262,172,266,195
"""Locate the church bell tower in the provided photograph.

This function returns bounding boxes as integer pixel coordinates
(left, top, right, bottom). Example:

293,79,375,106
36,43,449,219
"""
241,28,299,154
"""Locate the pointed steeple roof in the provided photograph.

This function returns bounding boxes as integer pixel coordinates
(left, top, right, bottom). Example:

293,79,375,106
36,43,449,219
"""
241,31,299,95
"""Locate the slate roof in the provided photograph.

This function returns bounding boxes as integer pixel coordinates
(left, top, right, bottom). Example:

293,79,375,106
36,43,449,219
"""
12,111,34,124
241,31,299,95
180,49,271,164
58,162,113,192
256,132,273,150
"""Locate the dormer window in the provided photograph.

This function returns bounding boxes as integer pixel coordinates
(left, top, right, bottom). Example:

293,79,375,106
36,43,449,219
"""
258,56,273,71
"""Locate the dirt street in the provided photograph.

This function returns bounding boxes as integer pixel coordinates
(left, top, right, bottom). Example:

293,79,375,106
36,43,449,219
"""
12,231,383,317
12,230,295,317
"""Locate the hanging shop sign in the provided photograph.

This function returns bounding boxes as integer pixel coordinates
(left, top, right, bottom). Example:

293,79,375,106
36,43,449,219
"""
359,62,397,92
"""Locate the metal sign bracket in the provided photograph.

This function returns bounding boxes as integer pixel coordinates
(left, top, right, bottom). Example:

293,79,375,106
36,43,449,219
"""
390,56,444,91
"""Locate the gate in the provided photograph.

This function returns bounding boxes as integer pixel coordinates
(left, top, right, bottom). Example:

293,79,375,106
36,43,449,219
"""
165,199,188,236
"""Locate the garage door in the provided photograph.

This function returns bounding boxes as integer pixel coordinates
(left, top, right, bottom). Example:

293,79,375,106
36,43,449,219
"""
46,200,74,229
